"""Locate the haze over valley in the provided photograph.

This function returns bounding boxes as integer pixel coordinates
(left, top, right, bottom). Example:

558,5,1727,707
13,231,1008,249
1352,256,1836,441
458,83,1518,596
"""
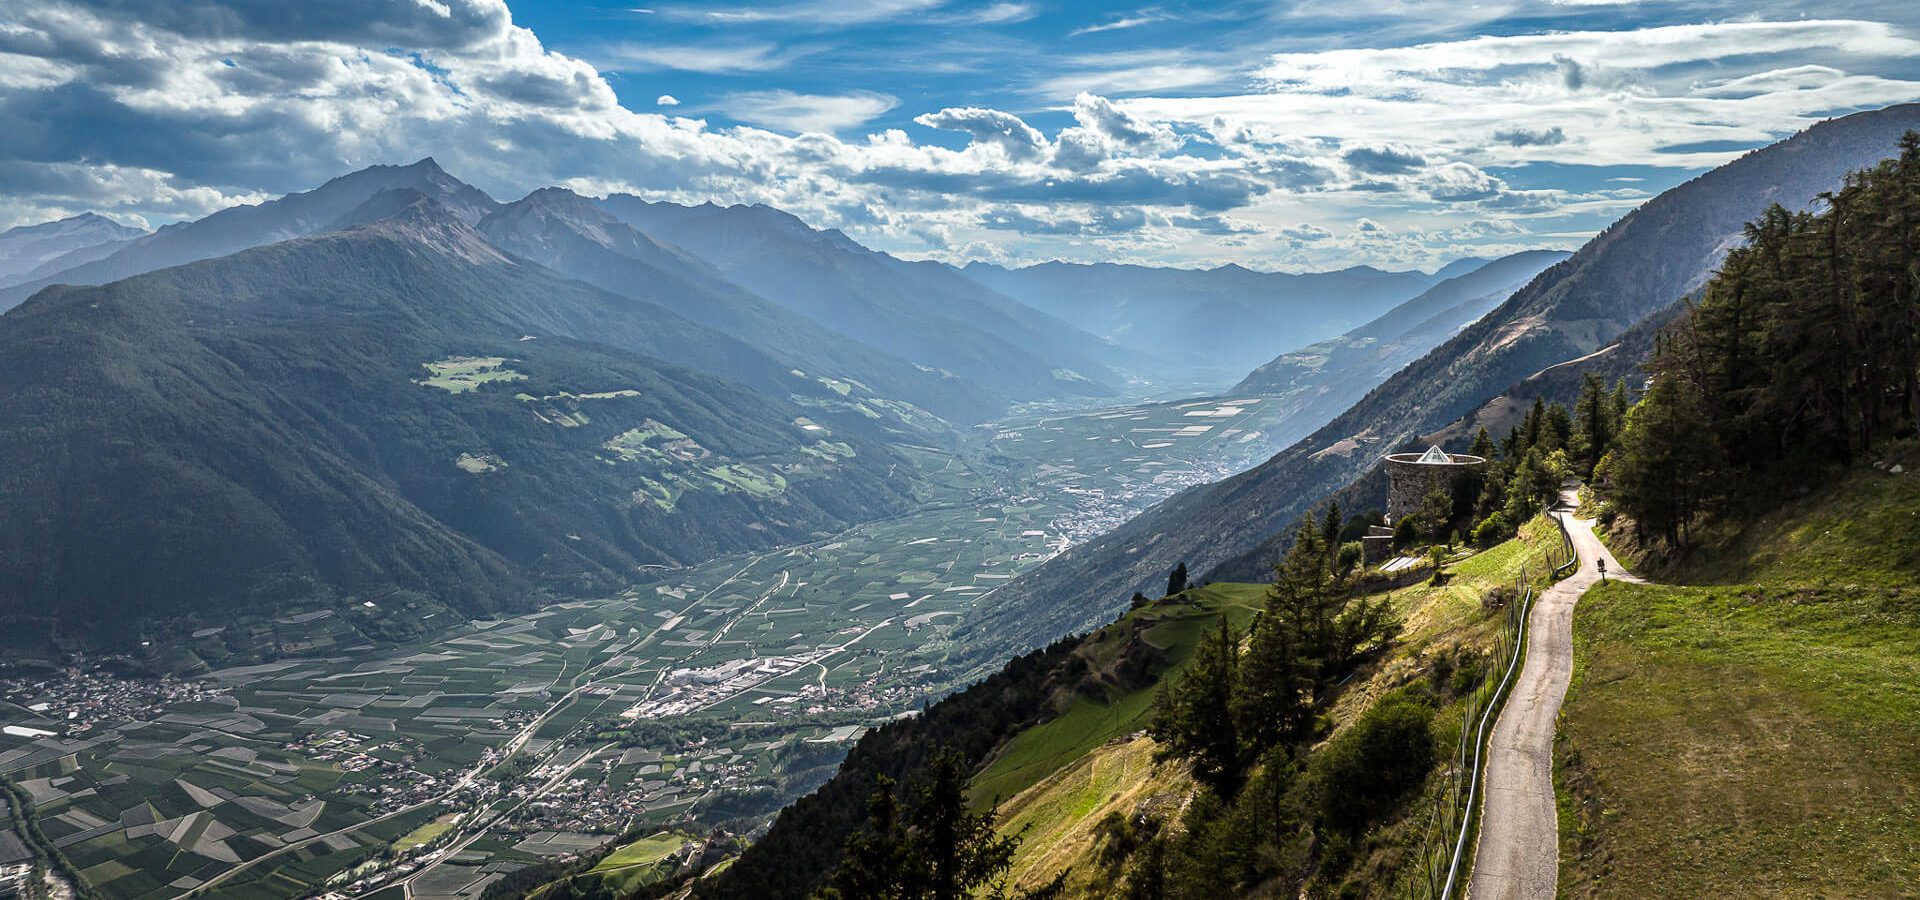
4,3,1920,900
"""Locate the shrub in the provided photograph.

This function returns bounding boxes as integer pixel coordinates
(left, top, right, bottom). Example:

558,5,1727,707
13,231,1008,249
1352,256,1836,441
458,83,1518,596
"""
1472,512,1511,547
1309,688,1436,832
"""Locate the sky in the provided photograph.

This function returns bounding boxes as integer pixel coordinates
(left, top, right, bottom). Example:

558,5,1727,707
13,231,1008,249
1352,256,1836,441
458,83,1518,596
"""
3,0,1920,271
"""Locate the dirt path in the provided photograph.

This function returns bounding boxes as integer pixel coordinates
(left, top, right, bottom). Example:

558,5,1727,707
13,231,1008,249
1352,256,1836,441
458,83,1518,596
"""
1469,487,1640,900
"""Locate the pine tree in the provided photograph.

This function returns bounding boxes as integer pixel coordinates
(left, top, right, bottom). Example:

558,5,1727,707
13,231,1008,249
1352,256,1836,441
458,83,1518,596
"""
820,777,914,900
816,756,1036,900
1611,374,1722,548
1150,619,1242,791
1166,562,1188,597
1542,402,1574,452
1469,426,1496,461
1571,373,1614,476
910,753,1021,900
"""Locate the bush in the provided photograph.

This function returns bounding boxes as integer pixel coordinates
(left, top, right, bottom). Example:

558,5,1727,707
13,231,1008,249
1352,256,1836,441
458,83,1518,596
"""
1392,516,1418,549
1335,541,1363,575
1472,512,1511,547
1309,688,1436,832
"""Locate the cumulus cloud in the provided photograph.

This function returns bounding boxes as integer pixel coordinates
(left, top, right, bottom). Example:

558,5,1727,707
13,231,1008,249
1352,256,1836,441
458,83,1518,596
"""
1054,92,1183,171
914,106,1050,160
1342,143,1427,175
4,1,1919,271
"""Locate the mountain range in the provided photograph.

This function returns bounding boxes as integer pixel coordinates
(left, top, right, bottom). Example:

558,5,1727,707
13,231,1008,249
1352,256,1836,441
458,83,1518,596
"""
956,102,1920,661
476,187,998,428
960,259,1448,382
1231,249,1572,399
0,191,915,644
0,212,147,286
597,196,1123,400
0,159,497,310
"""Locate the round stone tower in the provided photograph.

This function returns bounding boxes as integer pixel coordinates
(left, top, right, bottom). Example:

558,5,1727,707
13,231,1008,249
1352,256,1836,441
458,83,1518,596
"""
1384,445,1488,522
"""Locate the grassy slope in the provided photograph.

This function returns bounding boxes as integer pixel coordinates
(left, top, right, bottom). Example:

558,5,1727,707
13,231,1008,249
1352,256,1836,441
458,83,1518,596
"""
987,519,1568,897
1558,456,1920,898
969,582,1267,809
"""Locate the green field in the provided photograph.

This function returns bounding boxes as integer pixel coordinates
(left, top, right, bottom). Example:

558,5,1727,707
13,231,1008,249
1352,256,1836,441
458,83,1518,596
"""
416,356,527,393
1558,461,1920,897
0,385,1335,898
393,814,457,851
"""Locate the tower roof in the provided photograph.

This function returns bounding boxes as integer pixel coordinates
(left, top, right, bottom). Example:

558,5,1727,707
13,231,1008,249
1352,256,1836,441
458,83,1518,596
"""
1416,445,1451,464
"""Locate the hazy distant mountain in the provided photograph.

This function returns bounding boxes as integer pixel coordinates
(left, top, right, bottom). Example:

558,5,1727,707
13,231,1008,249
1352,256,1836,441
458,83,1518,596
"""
479,188,999,426
0,192,912,646
0,212,146,285
597,197,1121,401
1429,255,1493,282
959,260,1442,381
958,103,1920,661
0,158,498,311
1233,249,1572,397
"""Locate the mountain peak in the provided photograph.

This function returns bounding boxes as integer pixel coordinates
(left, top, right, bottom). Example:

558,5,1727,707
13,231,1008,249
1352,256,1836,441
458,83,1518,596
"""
1,211,145,240
330,188,511,265
517,185,599,214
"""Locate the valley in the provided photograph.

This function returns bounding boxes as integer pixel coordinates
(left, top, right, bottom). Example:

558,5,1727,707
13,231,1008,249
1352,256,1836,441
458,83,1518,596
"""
6,13,1917,895
0,383,1313,900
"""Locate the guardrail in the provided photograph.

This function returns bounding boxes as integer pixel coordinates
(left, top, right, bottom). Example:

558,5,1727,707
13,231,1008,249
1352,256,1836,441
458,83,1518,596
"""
1433,567,1536,900
1550,510,1579,579
1412,502,1584,899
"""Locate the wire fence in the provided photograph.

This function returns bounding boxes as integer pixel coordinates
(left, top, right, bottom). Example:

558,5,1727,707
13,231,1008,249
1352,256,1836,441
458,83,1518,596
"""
1548,503,1579,578
1410,504,1579,899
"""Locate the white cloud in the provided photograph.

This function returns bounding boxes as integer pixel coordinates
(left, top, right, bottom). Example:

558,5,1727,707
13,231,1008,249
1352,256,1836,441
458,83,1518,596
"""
935,2,1035,25
597,42,809,73
721,89,898,133
656,94,680,106
1070,12,1167,38
1122,19,1920,169
914,106,1051,160
662,0,946,26
4,2,1919,272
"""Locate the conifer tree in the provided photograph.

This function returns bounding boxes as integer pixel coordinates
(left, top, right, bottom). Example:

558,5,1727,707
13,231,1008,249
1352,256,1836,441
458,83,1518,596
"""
1469,426,1496,461
1571,372,1614,476
1166,562,1188,597
1150,619,1242,791
1611,374,1721,548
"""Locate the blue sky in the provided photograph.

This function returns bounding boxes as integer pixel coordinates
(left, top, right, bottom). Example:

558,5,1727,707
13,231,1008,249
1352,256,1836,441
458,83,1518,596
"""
4,0,1920,271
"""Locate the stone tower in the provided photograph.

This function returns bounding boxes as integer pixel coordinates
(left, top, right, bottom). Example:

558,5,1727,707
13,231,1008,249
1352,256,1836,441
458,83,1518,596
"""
1384,445,1487,522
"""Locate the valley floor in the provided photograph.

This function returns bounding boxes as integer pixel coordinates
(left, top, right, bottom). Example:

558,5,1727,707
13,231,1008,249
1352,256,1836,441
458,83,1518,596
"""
0,387,1309,900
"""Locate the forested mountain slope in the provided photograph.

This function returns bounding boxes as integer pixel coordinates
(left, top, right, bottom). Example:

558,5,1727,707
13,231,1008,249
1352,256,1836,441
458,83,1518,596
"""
478,188,997,426
0,193,912,648
958,103,1920,662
